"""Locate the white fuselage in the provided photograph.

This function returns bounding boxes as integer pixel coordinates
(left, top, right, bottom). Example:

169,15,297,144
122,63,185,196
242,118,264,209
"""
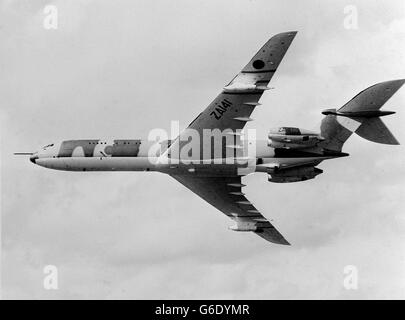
30,139,332,176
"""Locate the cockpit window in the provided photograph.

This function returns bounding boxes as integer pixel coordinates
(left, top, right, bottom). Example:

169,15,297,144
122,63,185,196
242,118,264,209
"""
43,143,54,149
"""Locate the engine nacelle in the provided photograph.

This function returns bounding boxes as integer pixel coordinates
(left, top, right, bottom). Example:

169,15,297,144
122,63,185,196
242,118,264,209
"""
229,221,257,232
268,166,323,183
268,127,324,149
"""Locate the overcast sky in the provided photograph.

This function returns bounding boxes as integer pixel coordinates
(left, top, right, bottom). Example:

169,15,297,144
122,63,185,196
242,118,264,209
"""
1,0,405,299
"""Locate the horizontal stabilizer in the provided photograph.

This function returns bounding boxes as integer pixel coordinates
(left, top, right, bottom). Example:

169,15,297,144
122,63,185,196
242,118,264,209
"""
322,109,395,118
339,79,405,113
355,117,399,145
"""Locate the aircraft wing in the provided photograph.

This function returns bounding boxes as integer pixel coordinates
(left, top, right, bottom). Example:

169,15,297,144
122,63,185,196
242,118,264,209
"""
186,31,297,133
161,31,297,160
171,175,289,245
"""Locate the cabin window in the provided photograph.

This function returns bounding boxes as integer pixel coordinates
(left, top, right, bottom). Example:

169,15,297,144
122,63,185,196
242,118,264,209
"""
284,127,300,135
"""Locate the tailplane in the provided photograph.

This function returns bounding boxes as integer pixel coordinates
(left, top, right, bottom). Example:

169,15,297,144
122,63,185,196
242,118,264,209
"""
319,79,404,152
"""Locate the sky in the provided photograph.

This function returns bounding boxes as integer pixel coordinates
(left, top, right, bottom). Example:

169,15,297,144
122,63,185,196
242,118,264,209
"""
1,0,405,299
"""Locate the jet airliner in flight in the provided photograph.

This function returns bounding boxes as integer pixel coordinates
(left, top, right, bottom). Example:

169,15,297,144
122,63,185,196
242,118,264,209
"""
17,32,403,245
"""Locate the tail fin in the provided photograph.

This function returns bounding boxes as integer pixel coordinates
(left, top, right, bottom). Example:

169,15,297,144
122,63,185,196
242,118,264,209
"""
319,79,404,152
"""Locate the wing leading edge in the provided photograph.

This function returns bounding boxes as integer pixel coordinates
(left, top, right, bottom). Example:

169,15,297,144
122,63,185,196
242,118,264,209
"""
171,175,289,245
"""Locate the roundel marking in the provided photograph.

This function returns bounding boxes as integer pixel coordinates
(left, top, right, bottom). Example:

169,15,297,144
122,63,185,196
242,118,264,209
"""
104,146,113,155
252,59,265,69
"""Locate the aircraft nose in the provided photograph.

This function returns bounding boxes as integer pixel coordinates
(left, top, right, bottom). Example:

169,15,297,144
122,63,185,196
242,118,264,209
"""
30,153,38,164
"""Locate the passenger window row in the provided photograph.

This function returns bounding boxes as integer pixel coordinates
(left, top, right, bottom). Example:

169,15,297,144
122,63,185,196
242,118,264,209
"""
87,141,138,145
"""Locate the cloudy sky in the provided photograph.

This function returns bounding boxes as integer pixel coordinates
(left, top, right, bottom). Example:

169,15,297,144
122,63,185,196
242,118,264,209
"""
1,0,405,299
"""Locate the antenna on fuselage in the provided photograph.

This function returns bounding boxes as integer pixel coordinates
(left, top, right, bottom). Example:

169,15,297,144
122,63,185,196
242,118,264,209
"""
13,152,34,155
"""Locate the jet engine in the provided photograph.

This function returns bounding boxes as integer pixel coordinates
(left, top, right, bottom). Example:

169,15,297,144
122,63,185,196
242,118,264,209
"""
229,221,257,232
268,165,323,183
268,127,324,149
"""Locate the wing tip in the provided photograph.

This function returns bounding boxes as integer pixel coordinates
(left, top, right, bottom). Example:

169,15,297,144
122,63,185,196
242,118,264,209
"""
255,230,291,245
276,31,298,38
274,237,290,245
394,78,405,84
372,78,405,88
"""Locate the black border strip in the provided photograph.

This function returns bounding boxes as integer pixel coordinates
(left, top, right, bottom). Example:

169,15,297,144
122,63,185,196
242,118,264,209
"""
241,69,277,73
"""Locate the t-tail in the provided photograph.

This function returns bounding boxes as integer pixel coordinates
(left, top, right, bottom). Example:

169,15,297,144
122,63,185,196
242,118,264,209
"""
319,79,404,152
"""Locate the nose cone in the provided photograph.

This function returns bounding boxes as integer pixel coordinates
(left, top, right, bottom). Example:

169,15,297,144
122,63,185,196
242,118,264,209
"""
30,153,38,164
